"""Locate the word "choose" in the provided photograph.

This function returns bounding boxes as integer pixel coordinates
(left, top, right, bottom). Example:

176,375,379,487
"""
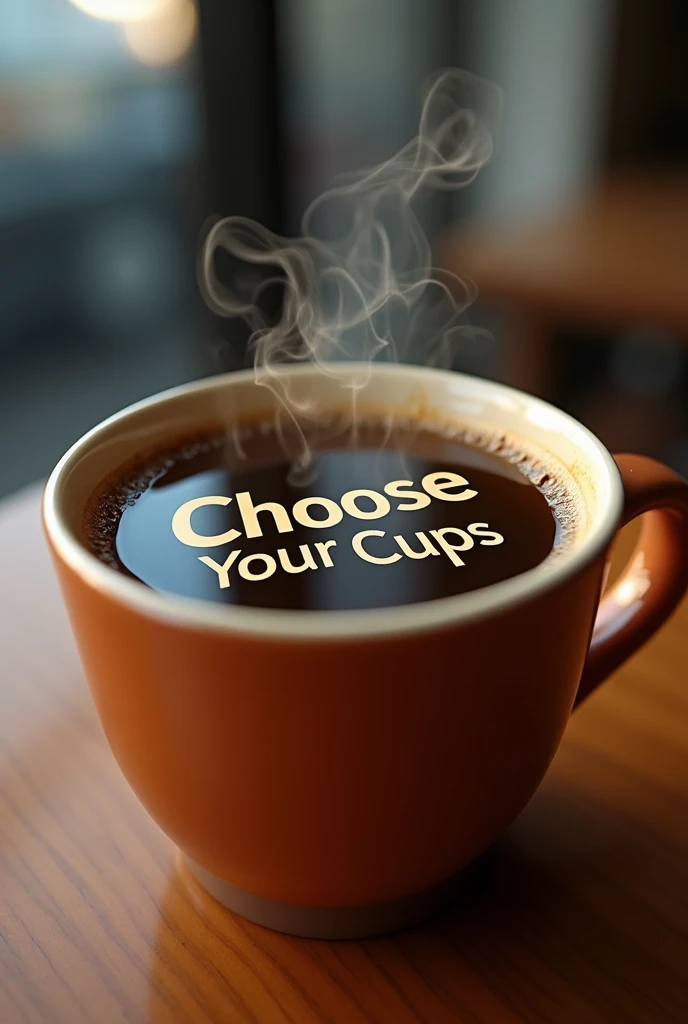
171,471,478,549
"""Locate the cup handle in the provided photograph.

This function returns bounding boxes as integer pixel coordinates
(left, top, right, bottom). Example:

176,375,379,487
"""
574,454,688,707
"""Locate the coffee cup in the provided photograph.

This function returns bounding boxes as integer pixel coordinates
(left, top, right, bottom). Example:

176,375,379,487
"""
43,364,688,938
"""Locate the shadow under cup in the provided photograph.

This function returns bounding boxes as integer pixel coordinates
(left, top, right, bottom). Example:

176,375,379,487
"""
43,364,623,939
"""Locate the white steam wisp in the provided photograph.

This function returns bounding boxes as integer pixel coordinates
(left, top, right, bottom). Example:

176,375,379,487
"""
200,69,499,470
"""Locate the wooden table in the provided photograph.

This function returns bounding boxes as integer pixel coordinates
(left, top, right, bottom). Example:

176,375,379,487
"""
438,173,688,397
1,486,687,1024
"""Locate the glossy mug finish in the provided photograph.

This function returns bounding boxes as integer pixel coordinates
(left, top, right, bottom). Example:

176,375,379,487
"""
43,365,688,938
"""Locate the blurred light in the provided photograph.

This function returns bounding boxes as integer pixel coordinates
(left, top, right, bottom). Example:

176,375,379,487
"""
613,553,650,608
69,0,172,21
609,327,684,399
123,0,196,67
23,81,97,150
74,210,185,337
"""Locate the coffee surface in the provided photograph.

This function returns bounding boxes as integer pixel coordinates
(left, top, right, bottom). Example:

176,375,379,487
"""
87,421,562,611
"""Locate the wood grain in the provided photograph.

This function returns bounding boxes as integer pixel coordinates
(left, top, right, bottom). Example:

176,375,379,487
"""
0,487,686,1024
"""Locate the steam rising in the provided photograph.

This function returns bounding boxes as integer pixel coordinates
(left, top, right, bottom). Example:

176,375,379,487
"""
200,70,499,469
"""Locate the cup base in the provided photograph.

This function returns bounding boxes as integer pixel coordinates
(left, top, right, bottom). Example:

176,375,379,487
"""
182,855,473,939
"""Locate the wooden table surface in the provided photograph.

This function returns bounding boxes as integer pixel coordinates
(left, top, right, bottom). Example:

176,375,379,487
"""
439,173,688,333
1,486,687,1024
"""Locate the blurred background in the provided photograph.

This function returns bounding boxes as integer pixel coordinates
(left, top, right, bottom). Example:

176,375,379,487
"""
1,0,687,498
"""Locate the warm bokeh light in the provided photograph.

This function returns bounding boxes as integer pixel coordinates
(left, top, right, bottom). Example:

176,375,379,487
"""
614,553,651,607
123,0,196,67
68,0,172,22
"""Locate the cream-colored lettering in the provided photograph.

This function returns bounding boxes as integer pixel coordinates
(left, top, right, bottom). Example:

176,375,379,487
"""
341,489,390,520
278,545,318,574
384,479,431,511
429,527,474,566
238,553,277,581
422,472,477,502
292,496,343,529
315,540,337,567
394,531,440,559
198,550,242,588
172,495,241,548
352,530,401,565
468,522,504,546
235,492,293,539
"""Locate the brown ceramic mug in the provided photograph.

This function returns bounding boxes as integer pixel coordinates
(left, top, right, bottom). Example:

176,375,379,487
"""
43,365,688,938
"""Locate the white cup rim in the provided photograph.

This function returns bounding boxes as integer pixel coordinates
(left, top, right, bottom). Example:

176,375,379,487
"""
44,364,623,640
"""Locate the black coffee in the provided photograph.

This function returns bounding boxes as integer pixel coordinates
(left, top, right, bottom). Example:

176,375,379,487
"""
85,419,573,611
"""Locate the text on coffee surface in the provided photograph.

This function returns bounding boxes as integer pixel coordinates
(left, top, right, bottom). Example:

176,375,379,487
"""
171,471,504,589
